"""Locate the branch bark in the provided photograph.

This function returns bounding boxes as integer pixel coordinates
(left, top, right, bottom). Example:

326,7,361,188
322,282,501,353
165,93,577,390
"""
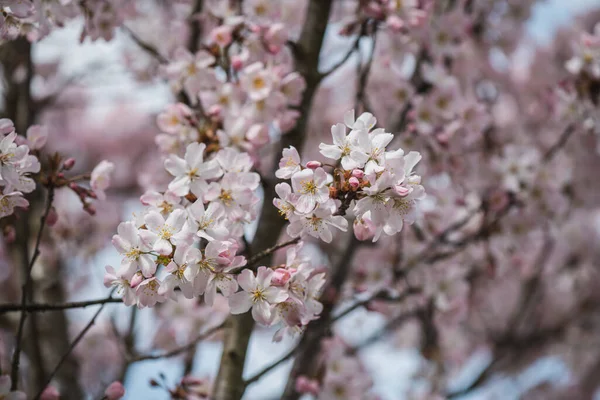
281,235,361,399
211,1,334,399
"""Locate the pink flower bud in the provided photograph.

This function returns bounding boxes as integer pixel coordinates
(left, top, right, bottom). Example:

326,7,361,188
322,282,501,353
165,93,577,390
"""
386,15,405,32
26,125,48,150
231,56,244,71
353,217,376,241
3,226,16,243
104,381,125,400
46,207,58,227
40,386,60,400
394,185,410,197
271,268,291,286
208,104,222,118
130,273,143,288
351,169,365,179
410,10,428,27
306,161,321,169
349,177,360,189
69,182,79,191
246,124,269,146
295,376,320,396
85,204,96,216
0,119,14,135
63,158,76,170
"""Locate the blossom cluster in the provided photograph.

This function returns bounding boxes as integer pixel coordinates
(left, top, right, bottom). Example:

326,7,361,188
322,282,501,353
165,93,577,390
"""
156,26,304,158
0,119,42,219
105,139,325,339
274,110,425,243
0,0,135,41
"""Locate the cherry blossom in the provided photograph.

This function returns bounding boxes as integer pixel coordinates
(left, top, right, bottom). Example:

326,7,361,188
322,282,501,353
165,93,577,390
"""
229,266,289,325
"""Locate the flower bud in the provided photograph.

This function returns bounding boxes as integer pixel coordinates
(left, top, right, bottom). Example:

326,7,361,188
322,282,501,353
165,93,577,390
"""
306,161,321,169
26,125,48,150
40,386,60,400
0,119,14,135
85,204,96,216
351,169,364,179
349,177,360,189
353,217,376,241
63,158,76,170
386,15,404,32
231,56,244,71
271,268,292,286
46,206,58,227
394,185,410,197
104,381,125,400
295,376,320,396
3,226,16,243
130,273,143,288
208,104,222,118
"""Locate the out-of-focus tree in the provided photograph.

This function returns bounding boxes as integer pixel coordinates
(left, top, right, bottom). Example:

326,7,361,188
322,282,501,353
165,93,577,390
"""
1,1,600,399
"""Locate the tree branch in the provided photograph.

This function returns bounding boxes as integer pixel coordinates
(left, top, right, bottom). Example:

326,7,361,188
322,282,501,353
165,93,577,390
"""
0,296,122,313
243,345,297,388
211,1,334,399
229,237,300,274
543,124,575,162
130,321,224,362
32,288,115,400
320,32,362,79
122,26,168,64
11,185,55,390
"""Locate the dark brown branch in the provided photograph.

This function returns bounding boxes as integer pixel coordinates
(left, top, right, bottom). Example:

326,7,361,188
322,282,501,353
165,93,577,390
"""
122,26,168,64
229,237,300,274
32,288,115,400
131,321,224,362
117,307,138,383
11,185,55,390
281,235,361,399
243,345,297,388
543,124,575,162
331,288,418,323
0,296,122,313
212,1,334,398
320,32,362,79
187,0,204,54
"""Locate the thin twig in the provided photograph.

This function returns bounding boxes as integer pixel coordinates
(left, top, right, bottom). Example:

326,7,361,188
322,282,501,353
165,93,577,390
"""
131,321,224,362
543,124,575,162
331,288,419,322
320,32,363,79
230,237,301,274
243,345,297,388
33,288,115,400
0,296,122,313
122,26,168,64
11,186,55,390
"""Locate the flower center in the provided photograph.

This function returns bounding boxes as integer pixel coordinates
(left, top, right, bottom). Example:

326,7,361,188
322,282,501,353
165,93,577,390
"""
175,264,187,280
159,225,173,239
301,180,317,195
219,189,233,206
251,287,266,302
126,247,141,260
309,216,322,231
252,76,266,90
